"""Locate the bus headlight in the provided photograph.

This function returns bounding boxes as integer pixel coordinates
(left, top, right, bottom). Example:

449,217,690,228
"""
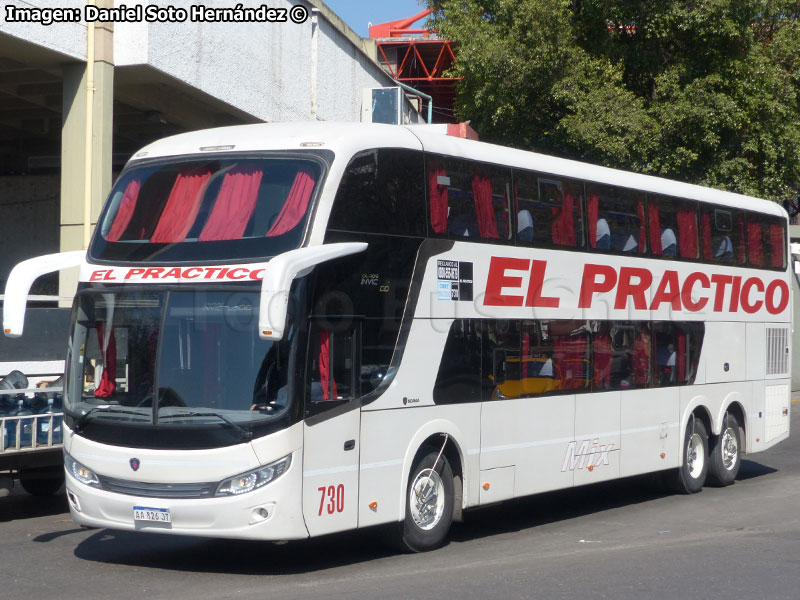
216,454,292,497
64,452,101,488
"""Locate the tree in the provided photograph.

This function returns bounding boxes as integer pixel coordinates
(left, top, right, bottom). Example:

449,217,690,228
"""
428,0,800,202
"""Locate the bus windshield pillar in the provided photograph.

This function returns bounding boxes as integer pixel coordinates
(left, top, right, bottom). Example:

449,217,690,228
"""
259,242,367,341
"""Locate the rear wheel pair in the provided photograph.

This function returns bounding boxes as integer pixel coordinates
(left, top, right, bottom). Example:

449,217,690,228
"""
669,414,741,493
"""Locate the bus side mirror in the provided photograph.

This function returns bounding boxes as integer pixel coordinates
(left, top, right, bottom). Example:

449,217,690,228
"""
259,243,367,341
3,250,85,337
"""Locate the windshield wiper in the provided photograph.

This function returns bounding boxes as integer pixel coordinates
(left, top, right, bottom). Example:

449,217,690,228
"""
72,406,150,432
159,411,253,441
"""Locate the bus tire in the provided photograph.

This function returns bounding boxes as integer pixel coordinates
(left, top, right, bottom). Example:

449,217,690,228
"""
19,473,64,497
397,450,454,553
669,417,709,494
707,414,741,487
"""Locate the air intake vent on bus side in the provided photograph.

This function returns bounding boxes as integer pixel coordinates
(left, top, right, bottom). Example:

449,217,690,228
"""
765,327,789,376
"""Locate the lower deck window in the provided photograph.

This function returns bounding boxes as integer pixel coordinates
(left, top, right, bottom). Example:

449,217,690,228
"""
433,319,704,404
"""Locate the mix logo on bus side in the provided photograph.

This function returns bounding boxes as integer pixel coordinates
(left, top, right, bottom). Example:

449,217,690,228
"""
562,438,614,472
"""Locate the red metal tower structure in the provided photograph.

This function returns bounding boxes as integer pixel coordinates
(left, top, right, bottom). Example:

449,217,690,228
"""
369,8,460,123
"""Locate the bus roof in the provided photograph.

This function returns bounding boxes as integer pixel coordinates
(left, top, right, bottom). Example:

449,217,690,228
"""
129,122,785,219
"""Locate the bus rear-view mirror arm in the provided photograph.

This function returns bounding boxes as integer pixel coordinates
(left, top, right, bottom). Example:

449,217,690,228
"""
259,242,368,341
3,250,86,337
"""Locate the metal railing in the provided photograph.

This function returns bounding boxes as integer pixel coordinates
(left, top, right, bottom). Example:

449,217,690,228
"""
0,413,63,453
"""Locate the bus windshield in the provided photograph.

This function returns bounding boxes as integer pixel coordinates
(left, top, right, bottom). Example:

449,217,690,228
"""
90,155,324,263
66,290,294,434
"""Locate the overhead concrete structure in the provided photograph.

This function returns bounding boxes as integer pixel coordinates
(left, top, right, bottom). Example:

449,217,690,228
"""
0,0,421,299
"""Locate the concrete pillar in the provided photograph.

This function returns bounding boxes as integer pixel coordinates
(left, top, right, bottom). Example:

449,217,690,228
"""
59,9,114,301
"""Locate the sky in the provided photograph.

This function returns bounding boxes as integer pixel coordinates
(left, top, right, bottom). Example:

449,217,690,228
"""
322,0,429,38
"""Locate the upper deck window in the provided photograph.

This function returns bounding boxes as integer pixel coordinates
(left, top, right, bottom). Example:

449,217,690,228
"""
427,156,512,243
91,155,325,263
327,149,425,237
514,173,585,248
586,184,647,255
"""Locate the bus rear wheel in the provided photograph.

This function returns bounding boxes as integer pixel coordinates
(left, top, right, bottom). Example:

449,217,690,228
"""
707,414,741,486
396,450,454,553
669,417,709,494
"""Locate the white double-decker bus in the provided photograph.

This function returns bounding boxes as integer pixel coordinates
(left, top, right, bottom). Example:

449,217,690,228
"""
3,123,791,551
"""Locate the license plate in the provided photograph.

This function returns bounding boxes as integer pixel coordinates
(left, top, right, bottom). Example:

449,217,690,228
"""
133,506,171,523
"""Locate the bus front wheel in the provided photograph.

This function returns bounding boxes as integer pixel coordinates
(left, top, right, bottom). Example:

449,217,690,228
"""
707,414,741,486
669,417,709,494
397,450,454,552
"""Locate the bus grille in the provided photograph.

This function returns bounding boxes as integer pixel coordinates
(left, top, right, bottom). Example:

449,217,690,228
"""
97,475,218,499
766,327,789,376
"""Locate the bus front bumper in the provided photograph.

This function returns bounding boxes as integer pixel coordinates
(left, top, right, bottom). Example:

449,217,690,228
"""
64,453,309,541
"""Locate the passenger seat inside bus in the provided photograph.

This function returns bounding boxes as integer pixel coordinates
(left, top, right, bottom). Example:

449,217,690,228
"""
517,210,533,242
596,218,611,249
661,228,677,256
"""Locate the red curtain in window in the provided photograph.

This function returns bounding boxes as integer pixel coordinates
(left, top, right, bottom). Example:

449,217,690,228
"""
472,174,499,239
736,217,746,264
701,213,712,259
429,168,449,234
677,209,698,258
319,329,337,401
632,329,651,386
95,325,117,398
747,222,763,266
198,166,264,241
552,193,577,246
588,194,599,248
648,203,662,255
106,179,141,242
770,223,785,267
637,201,646,253
677,333,686,383
150,169,212,243
266,167,316,237
593,333,612,389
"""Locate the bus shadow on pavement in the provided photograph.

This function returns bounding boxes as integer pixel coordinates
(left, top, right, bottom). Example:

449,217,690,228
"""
449,462,779,544
0,490,68,523
73,526,396,575
735,458,778,481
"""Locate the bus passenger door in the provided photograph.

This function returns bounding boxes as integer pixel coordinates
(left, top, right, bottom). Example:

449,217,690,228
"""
302,323,362,536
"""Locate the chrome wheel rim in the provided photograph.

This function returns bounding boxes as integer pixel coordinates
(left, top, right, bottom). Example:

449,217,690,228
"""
687,433,705,479
409,468,445,531
720,427,738,471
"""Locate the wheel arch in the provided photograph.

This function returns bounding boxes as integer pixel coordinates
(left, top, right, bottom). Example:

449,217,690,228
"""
398,419,467,523
710,390,747,434
682,399,713,439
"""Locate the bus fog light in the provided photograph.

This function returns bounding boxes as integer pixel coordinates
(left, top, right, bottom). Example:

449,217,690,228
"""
216,455,291,497
64,452,101,489
249,503,276,525
67,490,82,512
